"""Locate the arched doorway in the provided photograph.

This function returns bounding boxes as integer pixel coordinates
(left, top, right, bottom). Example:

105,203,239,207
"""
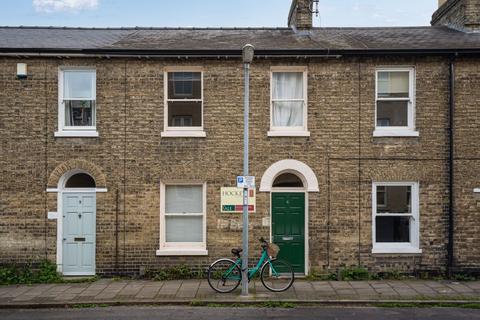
58,170,97,276
260,160,319,275
271,172,307,275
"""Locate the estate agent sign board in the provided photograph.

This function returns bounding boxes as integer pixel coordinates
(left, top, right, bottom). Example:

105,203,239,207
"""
221,187,256,213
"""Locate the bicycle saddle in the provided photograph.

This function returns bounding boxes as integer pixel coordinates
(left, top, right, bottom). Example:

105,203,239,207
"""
231,248,243,257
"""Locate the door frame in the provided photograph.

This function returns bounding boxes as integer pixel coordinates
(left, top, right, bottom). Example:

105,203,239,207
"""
60,191,96,276
53,169,104,275
270,188,308,276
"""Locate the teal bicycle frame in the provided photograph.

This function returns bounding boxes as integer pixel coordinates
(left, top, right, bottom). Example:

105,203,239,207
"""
224,249,279,281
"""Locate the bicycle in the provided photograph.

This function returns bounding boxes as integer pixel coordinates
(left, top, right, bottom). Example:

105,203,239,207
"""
207,237,294,293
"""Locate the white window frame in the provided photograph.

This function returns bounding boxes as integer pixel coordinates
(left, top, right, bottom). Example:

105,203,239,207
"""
161,67,206,138
55,67,99,138
372,181,421,254
374,67,419,137
156,182,208,256
268,66,310,137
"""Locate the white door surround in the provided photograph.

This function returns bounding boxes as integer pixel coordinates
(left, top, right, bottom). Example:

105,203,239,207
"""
260,159,319,276
260,159,319,192
47,169,106,275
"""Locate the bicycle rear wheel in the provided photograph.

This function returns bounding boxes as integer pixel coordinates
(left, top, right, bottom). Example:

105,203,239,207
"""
260,259,294,292
207,259,242,293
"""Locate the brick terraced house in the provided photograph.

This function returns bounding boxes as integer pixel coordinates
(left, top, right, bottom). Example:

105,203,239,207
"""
1,0,480,277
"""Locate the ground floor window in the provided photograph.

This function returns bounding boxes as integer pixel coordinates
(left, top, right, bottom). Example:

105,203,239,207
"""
372,182,421,254
157,182,207,256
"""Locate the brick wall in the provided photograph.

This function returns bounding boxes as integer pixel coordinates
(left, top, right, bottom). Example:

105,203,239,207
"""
1,55,479,275
288,0,313,30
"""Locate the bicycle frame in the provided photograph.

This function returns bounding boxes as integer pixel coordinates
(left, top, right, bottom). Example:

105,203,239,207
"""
223,249,279,281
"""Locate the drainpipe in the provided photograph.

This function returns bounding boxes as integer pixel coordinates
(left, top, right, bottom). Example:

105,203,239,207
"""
447,55,456,277
115,189,119,275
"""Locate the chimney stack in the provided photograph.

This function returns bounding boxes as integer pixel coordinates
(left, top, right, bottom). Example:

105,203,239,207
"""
431,0,480,32
288,0,313,30
438,0,448,7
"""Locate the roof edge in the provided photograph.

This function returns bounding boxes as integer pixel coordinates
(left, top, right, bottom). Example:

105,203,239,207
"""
0,48,479,57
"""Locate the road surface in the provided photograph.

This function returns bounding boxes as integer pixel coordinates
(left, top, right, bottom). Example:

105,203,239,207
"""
1,306,479,320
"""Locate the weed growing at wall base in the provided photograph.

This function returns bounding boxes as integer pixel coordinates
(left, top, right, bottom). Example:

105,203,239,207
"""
0,260,62,285
146,265,206,281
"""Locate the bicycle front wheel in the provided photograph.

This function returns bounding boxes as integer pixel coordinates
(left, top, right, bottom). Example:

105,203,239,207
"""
260,259,294,292
207,259,242,293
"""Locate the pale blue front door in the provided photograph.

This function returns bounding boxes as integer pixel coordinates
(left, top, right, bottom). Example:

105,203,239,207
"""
62,193,96,275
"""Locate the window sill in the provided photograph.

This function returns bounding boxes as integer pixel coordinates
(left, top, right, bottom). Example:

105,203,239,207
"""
161,131,206,138
54,131,99,138
373,130,419,137
372,246,422,254
268,130,310,137
474,188,480,193
156,249,208,256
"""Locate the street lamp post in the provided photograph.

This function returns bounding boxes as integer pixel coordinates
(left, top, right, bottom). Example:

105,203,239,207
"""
241,44,254,297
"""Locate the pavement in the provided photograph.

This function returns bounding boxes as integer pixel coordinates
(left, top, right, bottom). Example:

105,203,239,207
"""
0,279,479,308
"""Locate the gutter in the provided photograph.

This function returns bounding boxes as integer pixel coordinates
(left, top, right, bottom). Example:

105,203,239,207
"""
1,48,480,58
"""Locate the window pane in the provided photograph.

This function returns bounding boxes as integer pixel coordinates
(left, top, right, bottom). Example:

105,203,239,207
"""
377,71,409,98
377,186,386,206
168,101,202,127
377,100,408,127
272,173,303,188
65,100,95,126
64,71,95,99
272,72,303,99
166,216,202,242
273,101,303,127
168,72,201,99
377,185,411,214
165,185,203,213
65,173,96,188
376,216,410,242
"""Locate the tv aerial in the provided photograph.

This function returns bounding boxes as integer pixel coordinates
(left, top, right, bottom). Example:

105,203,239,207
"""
310,0,319,17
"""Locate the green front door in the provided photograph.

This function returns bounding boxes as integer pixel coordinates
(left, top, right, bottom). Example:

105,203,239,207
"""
272,192,305,274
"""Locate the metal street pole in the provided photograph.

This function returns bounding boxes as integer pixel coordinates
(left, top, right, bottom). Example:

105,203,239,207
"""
241,44,254,297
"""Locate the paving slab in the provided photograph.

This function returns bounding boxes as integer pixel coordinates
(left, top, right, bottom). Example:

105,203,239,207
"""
136,283,163,299
176,280,200,298
157,280,182,297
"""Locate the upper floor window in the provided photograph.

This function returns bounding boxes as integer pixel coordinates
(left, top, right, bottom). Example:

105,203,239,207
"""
268,67,309,137
161,69,206,137
55,68,98,137
374,68,418,137
372,182,421,254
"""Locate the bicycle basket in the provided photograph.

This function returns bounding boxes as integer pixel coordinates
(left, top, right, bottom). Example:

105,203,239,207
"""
267,243,280,258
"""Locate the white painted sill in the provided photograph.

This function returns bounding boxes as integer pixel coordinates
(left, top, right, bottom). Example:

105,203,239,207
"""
372,246,422,254
161,131,206,138
268,130,310,137
156,249,208,256
373,130,419,137
55,131,99,138
474,188,480,193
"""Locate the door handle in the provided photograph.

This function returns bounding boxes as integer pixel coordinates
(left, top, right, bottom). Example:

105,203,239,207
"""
282,236,294,241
